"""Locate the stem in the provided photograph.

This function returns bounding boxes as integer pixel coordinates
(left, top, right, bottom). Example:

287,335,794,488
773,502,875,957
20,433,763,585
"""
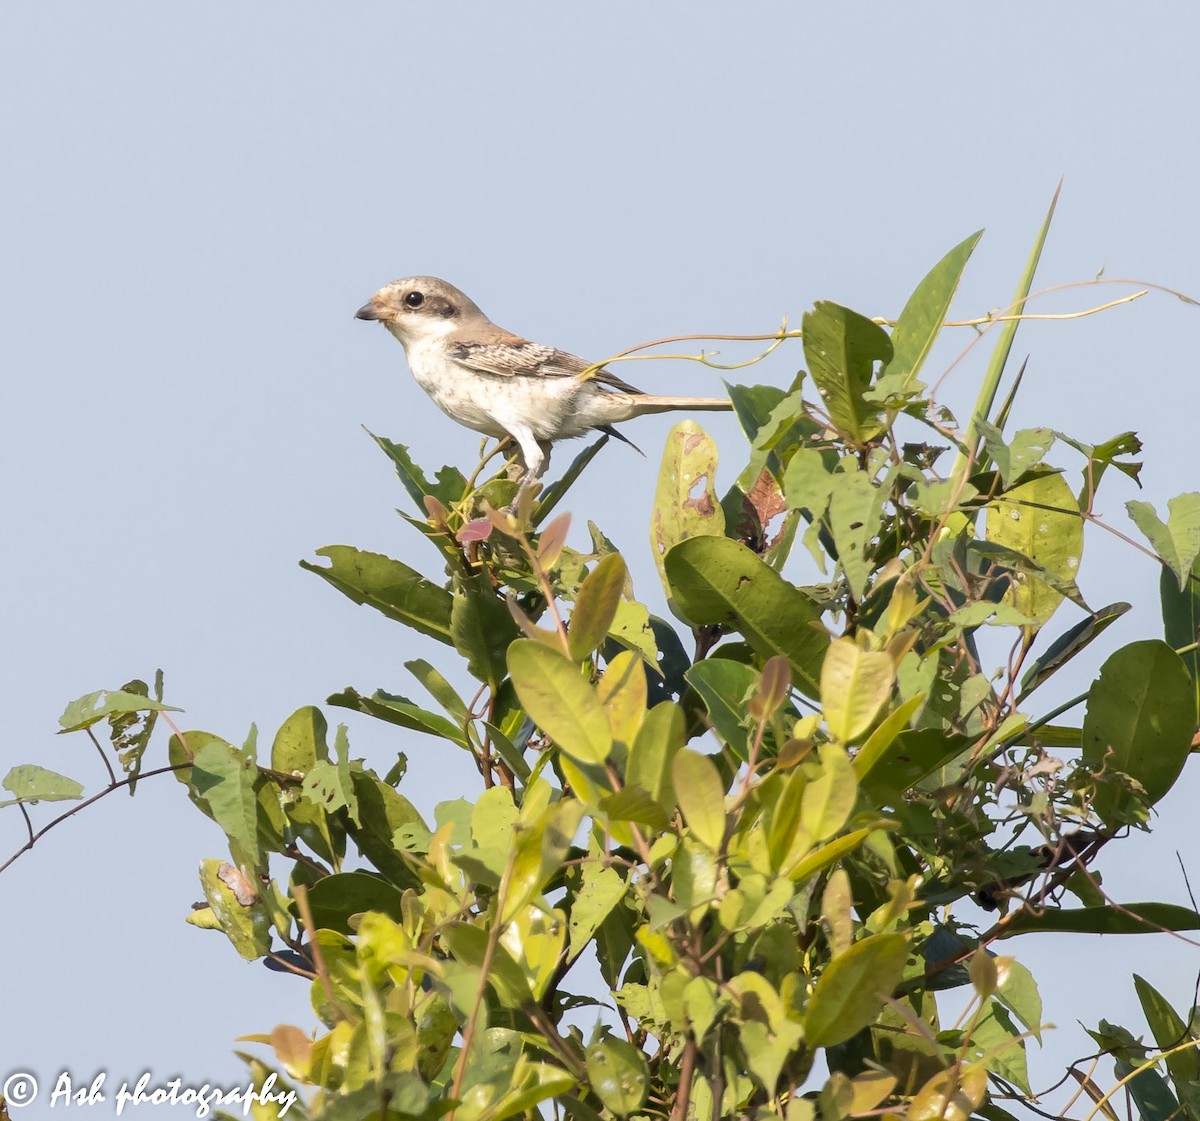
0,762,192,878
292,882,353,1021
86,727,119,786
448,850,517,1116
670,1038,698,1121
523,1001,586,1078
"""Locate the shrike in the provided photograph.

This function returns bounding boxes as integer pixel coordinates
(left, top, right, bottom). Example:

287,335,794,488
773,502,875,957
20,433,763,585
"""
355,277,733,480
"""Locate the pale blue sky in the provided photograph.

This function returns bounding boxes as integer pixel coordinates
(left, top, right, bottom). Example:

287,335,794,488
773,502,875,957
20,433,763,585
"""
3,3,1199,1112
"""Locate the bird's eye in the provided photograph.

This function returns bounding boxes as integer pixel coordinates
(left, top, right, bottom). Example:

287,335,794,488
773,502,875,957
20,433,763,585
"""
404,291,425,309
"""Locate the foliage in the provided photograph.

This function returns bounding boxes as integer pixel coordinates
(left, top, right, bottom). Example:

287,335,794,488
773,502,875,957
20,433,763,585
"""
11,205,1200,1121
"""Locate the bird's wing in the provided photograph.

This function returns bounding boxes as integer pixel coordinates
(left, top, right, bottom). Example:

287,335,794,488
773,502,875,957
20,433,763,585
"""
447,338,644,394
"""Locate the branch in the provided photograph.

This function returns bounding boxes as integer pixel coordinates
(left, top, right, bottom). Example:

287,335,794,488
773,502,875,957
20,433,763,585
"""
0,762,193,877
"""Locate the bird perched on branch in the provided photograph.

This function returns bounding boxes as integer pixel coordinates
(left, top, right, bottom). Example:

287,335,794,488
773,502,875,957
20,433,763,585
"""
355,276,733,481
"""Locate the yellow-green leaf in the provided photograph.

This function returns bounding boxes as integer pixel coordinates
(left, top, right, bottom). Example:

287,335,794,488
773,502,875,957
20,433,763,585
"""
672,749,727,851
907,1064,988,1121
626,701,685,813
804,932,908,1047
821,638,894,743
508,640,612,765
651,419,724,598
666,536,829,697
985,472,1083,625
598,649,647,747
569,553,628,661
800,744,857,841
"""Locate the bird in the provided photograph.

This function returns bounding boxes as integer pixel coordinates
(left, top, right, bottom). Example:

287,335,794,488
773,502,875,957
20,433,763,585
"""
355,276,733,481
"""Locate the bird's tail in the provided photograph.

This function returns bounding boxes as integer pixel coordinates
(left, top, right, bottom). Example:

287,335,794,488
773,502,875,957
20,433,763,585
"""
598,395,734,424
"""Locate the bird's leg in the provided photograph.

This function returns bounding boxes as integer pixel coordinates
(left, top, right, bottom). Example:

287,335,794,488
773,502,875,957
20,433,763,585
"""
507,425,551,484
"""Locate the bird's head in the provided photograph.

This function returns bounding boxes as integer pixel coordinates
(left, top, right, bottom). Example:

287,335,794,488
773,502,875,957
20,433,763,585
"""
355,276,485,346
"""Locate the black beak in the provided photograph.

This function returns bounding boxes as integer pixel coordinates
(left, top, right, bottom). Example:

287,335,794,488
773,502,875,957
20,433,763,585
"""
355,301,382,321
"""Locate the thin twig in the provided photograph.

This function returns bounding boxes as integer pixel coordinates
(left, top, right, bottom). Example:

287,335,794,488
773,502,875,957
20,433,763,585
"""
86,727,119,786
0,762,192,877
448,847,517,1116
938,290,1147,327
292,883,352,1021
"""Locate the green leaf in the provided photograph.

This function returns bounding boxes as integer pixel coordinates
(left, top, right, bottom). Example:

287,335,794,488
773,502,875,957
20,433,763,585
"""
57,688,181,734
1058,429,1144,496
998,902,1200,937
608,597,660,667
1129,493,1200,591
405,658,470,722
884,229,983,388
595,897,637,991
683,975,724,1045
451,576,519,689
0,765,84,806
788,828,874,884
1082,640,1195,822
804,932,909,1047
625,700,685,813
820,638,894,743
851,694,925,784
684,659,757,761
666,536,828,697
828,466,890,601
301,546,453,644
727,382,787,444
1017,602,1131,701
909,1065,989,1121
568,864,627,961
504,799,583,921
651,419,725,598
978,423,1056,488
996,958,1043,1044
489,1059,578,1120
800,744,857,842
441,923,532,1008
327,687,468,749
740,1015,804,1095
597,650,647,747
740,380,820,482
967,999,1029,1093
533,434,611,526
1116,1057,1181,1121
270,705,328,776
672,834,721,917
196,858,272,960
508,640,613,765
190,738,262,875
858,728,971,801
1161,559,1200,725
1134,973,1200,1085
985,472,1083,625
303,871,406,935
103,673,165,791
585,1036,649,1117
962,180,1059,464
347,770,426,890
569,554,628,661
600,785,670,831
672,749,727,851
802,301,893,444
367,430,467,511
468,786,519,881
302,724,359,827
782,445,840,520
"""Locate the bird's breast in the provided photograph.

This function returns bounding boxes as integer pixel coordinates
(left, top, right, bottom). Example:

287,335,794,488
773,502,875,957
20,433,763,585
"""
403,340,601,441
